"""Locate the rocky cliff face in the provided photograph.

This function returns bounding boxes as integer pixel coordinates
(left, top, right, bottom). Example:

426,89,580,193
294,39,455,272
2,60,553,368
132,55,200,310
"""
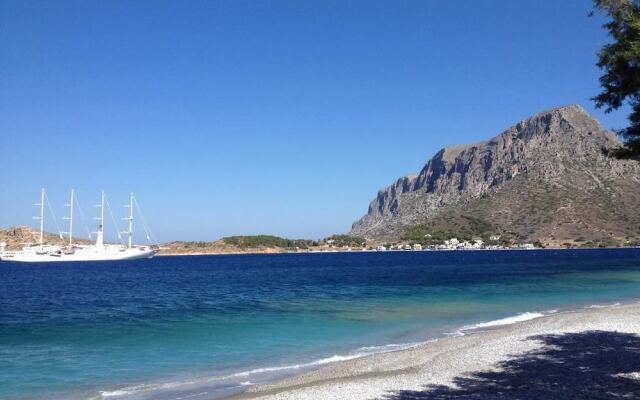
351,105,640,245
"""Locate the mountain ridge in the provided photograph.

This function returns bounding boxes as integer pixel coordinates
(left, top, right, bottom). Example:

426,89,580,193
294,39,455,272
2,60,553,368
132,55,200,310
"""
350,105,640,246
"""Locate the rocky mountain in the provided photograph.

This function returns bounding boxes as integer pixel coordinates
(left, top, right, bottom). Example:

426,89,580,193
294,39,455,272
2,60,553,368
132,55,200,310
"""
351,105,640,247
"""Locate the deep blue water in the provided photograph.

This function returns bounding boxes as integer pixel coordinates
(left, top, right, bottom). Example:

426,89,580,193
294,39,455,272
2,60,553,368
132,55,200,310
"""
1,249,640,400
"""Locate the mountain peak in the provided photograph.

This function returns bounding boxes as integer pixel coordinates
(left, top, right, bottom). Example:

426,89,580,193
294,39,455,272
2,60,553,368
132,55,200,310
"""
435,105,601,165
351,105,640,245
510,104,601,139
524,104,589,119
544,103,586,114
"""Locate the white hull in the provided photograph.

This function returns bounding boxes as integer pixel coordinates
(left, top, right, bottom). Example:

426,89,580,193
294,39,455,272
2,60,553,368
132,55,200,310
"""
0,189,158,264
0,246,157,263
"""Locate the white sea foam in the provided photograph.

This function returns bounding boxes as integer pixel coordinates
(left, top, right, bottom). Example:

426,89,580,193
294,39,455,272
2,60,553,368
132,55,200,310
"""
458,311,546,333
588,302,621,309
355,341,427,354
99,390,130,397
97,341,425,398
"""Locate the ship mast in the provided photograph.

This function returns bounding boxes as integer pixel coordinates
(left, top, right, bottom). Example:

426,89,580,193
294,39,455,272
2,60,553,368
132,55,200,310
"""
128,192,134,248
63,188,74,247
36,188,45,246
95,190,105,247
101,191,105,230
122,192,134,248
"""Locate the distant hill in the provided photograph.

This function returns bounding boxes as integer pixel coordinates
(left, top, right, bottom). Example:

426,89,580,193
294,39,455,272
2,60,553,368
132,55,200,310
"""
351,105,640,247
0,229,360,256
0,226,93,250
159,235,319,255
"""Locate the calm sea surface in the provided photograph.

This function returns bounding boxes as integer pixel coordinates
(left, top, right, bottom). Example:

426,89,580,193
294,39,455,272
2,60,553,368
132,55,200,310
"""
1,249,640,400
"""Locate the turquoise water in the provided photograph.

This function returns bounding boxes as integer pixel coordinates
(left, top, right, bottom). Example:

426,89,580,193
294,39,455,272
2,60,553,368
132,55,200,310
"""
1,249,639,399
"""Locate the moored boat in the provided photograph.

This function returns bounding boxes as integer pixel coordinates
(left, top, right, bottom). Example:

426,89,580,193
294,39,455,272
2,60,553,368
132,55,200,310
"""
0,189,157,262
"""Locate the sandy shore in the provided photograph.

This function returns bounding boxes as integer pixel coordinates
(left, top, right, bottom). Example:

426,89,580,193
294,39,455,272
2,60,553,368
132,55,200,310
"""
228,302,640,400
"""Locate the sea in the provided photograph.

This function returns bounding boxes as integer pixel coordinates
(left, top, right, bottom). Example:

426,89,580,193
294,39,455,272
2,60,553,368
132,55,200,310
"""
1,248,640,400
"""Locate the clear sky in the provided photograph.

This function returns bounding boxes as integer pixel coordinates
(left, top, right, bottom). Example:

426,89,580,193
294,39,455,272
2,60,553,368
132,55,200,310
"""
0,0,630,242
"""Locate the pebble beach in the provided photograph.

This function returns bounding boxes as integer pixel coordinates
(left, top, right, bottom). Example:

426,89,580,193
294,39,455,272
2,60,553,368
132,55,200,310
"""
231,302,640,400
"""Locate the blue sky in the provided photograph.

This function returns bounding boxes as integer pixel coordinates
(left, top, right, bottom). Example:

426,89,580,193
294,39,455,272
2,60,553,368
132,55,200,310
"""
0,0,629,242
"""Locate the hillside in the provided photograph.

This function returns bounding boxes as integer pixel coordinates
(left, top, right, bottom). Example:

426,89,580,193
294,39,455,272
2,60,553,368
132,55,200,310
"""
0,226,93,250
351,105,640,247
159,235,320,255
0,229,364,255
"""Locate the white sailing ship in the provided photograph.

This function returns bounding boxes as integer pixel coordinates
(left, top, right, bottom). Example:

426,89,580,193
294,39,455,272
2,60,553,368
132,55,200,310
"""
0,189,157,263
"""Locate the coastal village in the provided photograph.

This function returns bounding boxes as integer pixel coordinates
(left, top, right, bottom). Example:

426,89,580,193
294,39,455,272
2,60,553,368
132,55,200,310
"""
316,236,536,253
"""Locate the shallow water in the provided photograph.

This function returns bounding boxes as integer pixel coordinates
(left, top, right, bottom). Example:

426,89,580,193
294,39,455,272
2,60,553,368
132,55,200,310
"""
1,249,639,400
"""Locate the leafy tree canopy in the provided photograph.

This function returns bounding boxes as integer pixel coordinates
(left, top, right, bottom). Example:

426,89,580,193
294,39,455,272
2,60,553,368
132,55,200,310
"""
593,0,640,158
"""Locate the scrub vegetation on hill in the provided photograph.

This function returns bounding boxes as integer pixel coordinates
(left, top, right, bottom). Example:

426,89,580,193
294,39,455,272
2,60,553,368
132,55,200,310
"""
221,235,317,249
323,234,365,247
402,214,501,245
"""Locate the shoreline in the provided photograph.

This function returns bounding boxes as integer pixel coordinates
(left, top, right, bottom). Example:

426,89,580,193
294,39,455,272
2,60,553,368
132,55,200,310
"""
227,301,640,400
156,246,640,257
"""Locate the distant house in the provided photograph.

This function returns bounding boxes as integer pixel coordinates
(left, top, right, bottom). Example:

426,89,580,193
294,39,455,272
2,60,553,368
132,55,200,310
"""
413,243,422,251
489,235,501,241
444,238,460,246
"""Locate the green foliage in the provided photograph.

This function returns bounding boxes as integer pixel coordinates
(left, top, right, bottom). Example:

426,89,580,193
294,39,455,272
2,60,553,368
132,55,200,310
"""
323,234,365,247
402,227,448,245
222,235,317,249
592,0,640,158
463,214,493,235
402,214,498,245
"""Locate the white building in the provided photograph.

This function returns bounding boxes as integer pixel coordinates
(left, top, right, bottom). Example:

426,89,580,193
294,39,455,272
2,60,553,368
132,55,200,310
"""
444,238,460,247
